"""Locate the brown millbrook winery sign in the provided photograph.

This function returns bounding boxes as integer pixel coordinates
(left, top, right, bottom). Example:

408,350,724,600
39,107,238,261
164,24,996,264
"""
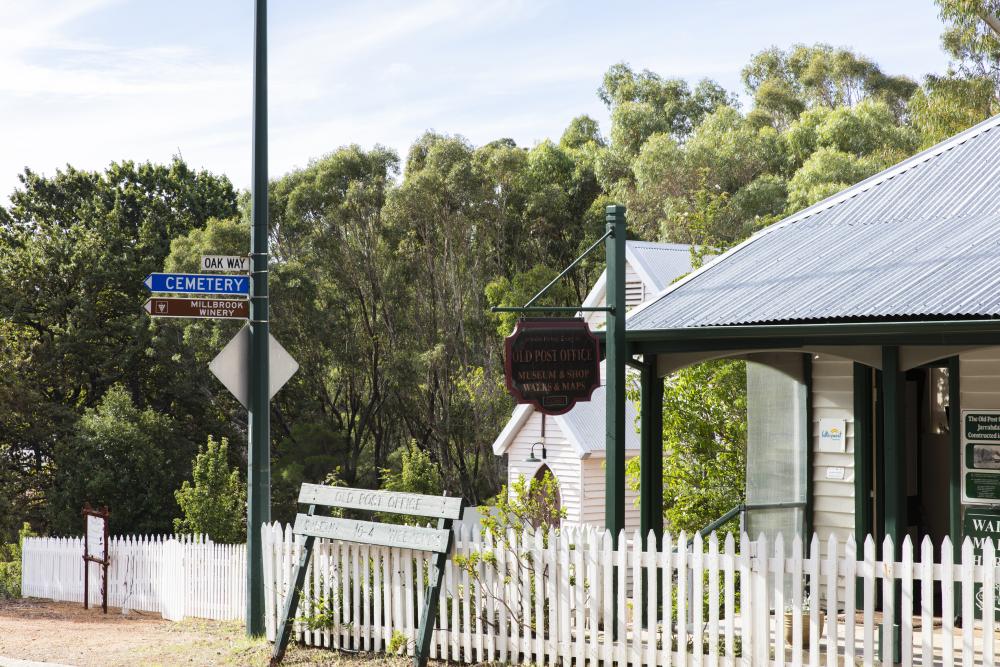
504,318,601,415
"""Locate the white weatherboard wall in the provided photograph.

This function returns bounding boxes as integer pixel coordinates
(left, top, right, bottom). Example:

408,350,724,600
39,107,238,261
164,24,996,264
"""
582,261,648,330
506,411,583,524
960,347,1000,411
810,353,856,557
580,455,641,531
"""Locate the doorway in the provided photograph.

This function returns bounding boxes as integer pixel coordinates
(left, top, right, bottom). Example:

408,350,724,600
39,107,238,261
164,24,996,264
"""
859,362,953,613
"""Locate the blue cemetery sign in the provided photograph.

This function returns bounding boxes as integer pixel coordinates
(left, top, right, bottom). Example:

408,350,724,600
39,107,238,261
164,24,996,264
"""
143,273,249,296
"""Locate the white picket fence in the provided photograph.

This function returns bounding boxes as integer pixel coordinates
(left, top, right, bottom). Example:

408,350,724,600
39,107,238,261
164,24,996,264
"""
263,522,1000,666
21,534,245,621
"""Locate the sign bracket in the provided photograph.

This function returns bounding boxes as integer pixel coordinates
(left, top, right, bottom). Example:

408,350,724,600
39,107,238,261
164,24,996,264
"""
490,228,614,316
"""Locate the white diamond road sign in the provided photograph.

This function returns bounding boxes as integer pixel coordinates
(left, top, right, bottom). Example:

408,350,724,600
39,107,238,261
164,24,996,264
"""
209,324,298,407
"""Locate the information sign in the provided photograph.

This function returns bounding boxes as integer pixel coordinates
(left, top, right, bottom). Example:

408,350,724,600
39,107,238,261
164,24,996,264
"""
271,484,463,666
200,255,250,272
963,509,1000,620
82,504,109,614
143,273,249,295
144,297,248,320
504,318,601,415
962,410,1000,503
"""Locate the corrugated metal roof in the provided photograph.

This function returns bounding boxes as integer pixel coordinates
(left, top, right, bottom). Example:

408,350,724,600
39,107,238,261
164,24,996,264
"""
625,241,693,292
558,382,640,454
628,114,1000,331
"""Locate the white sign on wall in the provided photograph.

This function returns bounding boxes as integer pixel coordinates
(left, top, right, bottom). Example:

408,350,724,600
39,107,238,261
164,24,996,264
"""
818,418,847,452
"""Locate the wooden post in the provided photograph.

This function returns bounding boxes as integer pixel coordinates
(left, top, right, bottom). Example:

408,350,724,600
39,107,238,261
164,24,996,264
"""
270,505,316,665
413,513,454,667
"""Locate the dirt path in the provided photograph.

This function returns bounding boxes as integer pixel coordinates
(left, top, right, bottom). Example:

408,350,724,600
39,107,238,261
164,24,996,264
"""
0,600,410,667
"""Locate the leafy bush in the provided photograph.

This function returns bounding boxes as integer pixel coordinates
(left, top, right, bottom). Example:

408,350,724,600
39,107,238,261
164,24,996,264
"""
0,523,36,599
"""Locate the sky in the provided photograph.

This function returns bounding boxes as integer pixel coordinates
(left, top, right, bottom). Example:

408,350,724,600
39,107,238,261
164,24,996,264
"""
0,0,954,202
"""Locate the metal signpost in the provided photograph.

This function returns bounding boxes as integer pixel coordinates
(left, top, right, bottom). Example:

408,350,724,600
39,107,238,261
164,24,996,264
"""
144,297,249,320
143,273,249,296
270,484,464,666
82,504,109,614
248,0,271,636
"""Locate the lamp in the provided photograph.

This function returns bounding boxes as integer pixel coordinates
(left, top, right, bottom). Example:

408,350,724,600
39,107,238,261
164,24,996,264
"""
527,441,547,463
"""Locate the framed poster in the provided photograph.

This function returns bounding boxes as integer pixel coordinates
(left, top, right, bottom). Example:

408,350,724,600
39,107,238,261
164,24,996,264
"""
962,411,1000,504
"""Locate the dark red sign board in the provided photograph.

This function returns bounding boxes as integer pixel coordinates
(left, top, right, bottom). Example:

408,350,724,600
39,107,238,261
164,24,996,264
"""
504,318,601,415
144,297,248,320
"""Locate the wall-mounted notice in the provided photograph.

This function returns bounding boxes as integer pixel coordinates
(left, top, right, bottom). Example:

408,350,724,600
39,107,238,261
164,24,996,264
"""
818,418,847,452
963,410,1000,503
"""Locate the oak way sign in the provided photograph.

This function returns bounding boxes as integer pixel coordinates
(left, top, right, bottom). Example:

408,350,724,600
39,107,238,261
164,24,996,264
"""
201,254,250,272
271,483,463,666
143,272,249,295
144,297,248,320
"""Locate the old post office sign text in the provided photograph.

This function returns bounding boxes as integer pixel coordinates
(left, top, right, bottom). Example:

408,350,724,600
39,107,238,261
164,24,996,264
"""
504,318,601,415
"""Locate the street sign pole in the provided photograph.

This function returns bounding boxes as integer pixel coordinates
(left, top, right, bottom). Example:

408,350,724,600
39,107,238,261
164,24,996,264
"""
247,0,270,637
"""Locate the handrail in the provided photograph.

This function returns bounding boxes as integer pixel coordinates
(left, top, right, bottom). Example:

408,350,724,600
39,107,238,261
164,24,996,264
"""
687,500,807,547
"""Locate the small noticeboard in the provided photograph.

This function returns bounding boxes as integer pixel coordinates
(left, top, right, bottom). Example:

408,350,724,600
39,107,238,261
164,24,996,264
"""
962,410,1000,503
504,318,601,415
82,504,109,614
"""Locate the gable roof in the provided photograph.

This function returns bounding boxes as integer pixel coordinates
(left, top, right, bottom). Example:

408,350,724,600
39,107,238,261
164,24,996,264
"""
628,114,1000,331
491,365,641,457
579,241,693,313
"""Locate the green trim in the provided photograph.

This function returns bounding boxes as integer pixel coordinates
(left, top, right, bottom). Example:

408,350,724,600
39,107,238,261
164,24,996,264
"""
524,229,613,308
881,346,905,555
948,355,962,623
853,363,873,557
626,319,1000,342
605,205,627,546
490,306,613,313
639,359,663,545
803,353,814,552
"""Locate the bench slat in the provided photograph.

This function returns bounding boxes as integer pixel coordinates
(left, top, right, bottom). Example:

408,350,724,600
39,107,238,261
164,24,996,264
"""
293,513,451,553
297,484,464,519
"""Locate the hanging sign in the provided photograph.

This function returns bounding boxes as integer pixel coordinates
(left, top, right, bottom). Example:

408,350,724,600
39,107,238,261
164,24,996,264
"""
504,318,601,415
962,410,1000,503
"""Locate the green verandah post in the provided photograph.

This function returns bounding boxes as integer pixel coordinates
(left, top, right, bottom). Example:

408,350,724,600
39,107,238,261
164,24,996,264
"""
605,205,627,636
605,205,627,542
247,0,271,636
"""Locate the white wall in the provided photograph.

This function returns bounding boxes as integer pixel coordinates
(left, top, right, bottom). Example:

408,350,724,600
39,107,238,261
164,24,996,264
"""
579,455,642,534
583,261,648,330
505,410,583,524
810,353,856,557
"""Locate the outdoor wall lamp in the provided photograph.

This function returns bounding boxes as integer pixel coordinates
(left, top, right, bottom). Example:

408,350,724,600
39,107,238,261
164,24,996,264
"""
526,441,547,463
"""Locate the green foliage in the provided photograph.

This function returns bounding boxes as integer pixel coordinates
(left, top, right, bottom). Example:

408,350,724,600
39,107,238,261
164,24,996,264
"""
454,471,567,633
627,361,747,535
0,159,236,535
48,385,180,536
173,436,246,543
379,443,444,524
935,0,1000,88
0,523,35,599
